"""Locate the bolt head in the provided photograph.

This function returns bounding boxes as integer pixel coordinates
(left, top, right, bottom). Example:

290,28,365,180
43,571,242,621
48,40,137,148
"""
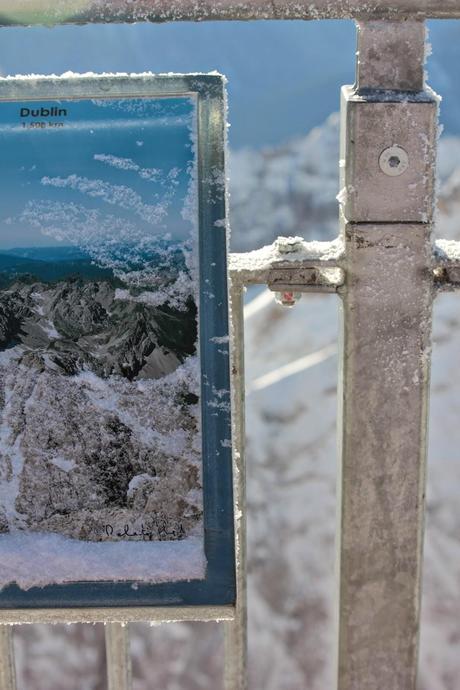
379,145,409,177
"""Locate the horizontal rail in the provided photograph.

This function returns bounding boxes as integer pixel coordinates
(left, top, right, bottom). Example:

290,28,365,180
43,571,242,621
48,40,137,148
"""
231,236,460,295
229,237,345,292
0,1,460,26
0,606,234,625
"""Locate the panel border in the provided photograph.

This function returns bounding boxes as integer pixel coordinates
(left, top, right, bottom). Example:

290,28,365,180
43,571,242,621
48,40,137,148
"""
0,72,235,610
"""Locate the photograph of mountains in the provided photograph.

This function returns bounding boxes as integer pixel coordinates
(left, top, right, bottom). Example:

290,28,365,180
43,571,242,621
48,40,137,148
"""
0,93,206,587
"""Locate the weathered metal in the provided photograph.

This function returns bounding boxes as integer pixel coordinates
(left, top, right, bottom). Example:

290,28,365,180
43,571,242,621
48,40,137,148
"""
356,19,426,92
336,20,436,690
229,239,345,293
337,222,433,689
0,606,235,625
0,629,15,690
224,283,248,690
340,87,438,223
0,0,459,26
105,624,132,690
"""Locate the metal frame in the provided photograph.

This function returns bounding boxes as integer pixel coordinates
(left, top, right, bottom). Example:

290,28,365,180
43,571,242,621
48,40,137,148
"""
0,72,235,612
1,5,460,690
0,0,460,25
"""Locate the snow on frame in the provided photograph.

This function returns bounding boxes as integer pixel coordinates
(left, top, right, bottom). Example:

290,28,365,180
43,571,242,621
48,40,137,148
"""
1,70,226,82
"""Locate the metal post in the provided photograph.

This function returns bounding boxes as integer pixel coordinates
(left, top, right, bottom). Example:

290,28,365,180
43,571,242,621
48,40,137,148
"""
336,20,437,689
0,628,16,690
224,282,248,690
105,623,132,690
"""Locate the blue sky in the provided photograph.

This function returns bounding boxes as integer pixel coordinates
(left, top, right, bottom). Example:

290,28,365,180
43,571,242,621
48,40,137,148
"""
0,20,458,148
0,95,195,249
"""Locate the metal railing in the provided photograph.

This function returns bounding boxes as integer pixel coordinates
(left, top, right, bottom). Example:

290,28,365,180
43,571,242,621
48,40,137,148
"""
1,2,460,690
0,0,460,25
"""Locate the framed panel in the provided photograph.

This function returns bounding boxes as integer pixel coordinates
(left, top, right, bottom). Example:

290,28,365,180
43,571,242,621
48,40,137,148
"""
0,73,235,608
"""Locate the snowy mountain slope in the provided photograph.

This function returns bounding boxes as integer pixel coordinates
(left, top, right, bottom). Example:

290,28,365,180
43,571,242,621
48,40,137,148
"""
12,119,460,689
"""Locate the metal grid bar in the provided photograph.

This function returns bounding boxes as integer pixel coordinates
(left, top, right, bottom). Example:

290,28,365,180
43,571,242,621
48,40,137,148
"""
0,606,234,625
105,624,132,690
335,20,436,690
0,629,15,690
0,0,460,26
224,282,248,690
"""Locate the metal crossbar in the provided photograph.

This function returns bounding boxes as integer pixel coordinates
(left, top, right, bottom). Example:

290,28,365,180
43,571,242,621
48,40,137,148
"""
1,4,460,690
0,0,460,25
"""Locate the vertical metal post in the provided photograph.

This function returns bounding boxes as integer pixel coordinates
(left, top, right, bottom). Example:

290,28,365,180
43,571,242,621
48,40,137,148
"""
105,623,132,690
224,282,247,690
336,21,437,690
0,628,16,690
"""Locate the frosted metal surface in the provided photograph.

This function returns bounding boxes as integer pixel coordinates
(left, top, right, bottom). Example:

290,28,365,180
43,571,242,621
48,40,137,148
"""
0,0,459,26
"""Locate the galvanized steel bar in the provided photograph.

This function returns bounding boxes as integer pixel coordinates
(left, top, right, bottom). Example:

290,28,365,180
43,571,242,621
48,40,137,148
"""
356,19,426,92
337,223,433,689
0,0,460,26
229,238,345,293
336,20,436,690
0,628,16,690
105,623,132,690
0,606,234,625
224,281,248,690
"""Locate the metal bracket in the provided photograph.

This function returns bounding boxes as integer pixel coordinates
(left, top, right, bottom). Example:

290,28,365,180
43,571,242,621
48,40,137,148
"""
229,237,345,294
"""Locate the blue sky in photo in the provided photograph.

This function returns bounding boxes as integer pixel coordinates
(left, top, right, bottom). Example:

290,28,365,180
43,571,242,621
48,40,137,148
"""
0,95,195,250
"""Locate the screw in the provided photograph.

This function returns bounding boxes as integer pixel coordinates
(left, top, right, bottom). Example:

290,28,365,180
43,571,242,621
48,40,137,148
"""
379,145,409,177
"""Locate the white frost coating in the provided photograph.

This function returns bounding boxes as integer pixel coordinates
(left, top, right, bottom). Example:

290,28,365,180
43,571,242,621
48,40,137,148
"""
41,174,171,225
0,533,205,590
3,70,224,81
181,99,200,299
230,237,344,274
336,187,347,205
94,154,161,181
434,239,460,264
0,1,458,27
210,335,230,344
